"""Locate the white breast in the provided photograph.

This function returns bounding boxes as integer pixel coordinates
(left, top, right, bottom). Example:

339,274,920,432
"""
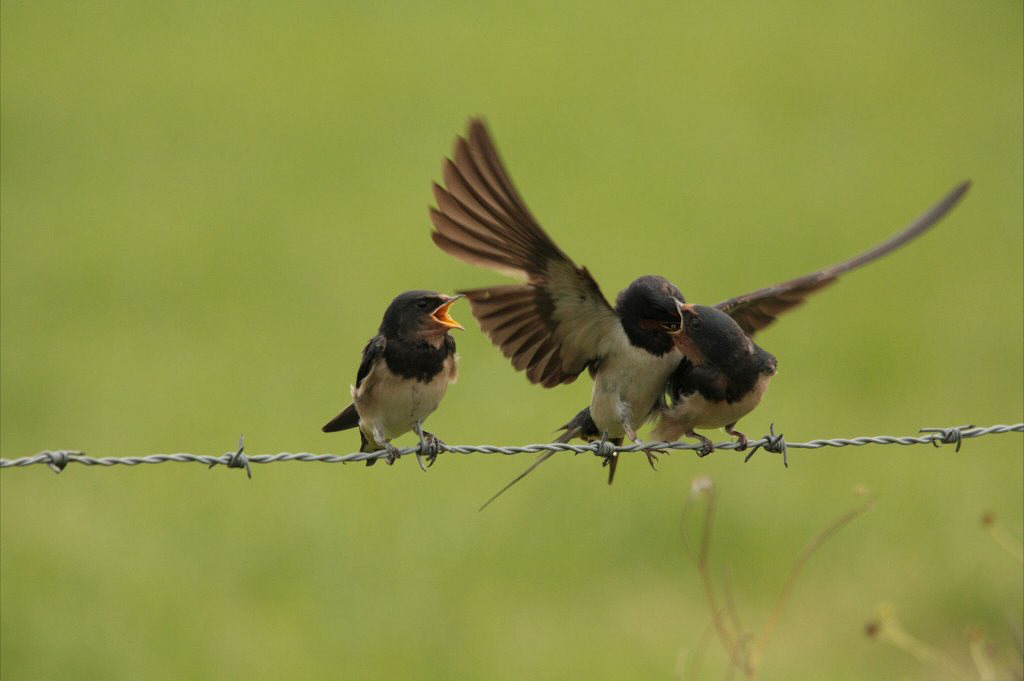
353,354,457,445
653,372,773,441
589,333,681,439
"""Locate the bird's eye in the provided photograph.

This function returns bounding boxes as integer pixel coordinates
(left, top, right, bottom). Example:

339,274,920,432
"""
416,299,430,309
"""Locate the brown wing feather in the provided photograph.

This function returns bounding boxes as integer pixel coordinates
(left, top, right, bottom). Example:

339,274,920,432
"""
430,118,621,386
717,181,971,336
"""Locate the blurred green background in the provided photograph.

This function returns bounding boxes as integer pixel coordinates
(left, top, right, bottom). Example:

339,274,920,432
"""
2,1,1021,679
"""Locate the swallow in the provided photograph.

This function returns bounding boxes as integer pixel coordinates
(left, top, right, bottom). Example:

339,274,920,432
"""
322,291,463,468
429,119,686,482
653,179,972,454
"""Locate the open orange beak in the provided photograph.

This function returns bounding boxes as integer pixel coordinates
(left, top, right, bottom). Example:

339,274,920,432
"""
673,300,695,334
431,294,465,330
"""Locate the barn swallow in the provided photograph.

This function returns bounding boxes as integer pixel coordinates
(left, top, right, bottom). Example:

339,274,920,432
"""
653,179,972,454
429,120,685,474
322,291,463,468
431,118,969,505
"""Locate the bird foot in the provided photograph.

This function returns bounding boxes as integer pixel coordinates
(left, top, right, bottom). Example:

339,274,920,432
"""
415,431,443,471
630,438,659,471
383,441,401,465
687,431,715,457
643,449,659,471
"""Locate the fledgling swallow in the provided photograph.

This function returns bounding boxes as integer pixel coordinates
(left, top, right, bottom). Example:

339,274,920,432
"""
430,117,969,506
429,119,686,491
322,291,463,468
653,180,972,453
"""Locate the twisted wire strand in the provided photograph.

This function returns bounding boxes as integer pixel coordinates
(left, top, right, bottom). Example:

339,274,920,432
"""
1,424,1021,476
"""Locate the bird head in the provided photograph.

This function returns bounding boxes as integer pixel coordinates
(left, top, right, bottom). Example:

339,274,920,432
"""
670,302,755,366
615,275,685,355
379,291,464,341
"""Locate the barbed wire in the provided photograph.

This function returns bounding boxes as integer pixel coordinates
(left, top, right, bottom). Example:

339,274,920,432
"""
1,424,1021,478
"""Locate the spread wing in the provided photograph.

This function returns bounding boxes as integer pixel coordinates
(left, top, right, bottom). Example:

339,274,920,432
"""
430,118,621,387
716,181,971,336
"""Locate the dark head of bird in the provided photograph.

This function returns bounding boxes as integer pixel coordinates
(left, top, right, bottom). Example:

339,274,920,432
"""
672,303,776,371
379,290,464,342
615,275,685,355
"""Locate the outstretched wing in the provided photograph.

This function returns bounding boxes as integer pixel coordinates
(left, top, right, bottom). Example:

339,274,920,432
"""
430,118,621,387
716,181,971,336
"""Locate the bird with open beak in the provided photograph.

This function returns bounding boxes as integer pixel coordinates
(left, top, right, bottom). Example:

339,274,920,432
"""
654,180,972,453
655,301,778,454
322,291,463,468
431,117,969,506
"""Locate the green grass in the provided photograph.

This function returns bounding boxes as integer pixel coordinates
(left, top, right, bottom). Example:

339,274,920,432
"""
2,1,1022,679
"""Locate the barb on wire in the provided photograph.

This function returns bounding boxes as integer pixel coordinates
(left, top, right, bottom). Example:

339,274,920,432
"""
1,424,1020,478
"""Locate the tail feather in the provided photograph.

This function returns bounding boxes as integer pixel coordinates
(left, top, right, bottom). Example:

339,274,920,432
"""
360,430,377,467
322,403,359,433
479,406,599,510
556,406,600,442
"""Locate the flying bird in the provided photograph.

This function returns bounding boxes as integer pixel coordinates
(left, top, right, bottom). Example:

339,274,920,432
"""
322,291,463,469
654,178,971,453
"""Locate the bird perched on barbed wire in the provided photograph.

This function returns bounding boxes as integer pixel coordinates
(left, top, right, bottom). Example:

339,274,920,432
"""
654,180,970,454
430,119,685,464
322,291,463,470
430,117,969,507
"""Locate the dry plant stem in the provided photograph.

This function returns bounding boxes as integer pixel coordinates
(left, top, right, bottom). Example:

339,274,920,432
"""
746,496,877,676
685,487,749,676
677,623,715,681
721,566,749,658
875,608,973,681
967,630,997,681
985,524,1024,564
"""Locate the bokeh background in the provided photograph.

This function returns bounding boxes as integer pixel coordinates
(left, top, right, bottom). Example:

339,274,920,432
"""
2,2,1021,679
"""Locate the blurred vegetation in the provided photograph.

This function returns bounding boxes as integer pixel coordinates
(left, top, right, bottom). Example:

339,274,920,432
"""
2,1,1021,679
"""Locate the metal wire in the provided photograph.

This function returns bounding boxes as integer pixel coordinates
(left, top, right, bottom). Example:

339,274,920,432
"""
1,424,1020,477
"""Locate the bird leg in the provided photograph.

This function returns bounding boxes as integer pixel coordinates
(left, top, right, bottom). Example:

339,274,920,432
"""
622,421,660,472
413,422,443,471
382,440,401,465
686,430,715,457
725,422,748,452
372,425,401,465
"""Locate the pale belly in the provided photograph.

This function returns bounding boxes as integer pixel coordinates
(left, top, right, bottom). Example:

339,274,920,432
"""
590,346,681,438
654,373,772,440
353,359,454,445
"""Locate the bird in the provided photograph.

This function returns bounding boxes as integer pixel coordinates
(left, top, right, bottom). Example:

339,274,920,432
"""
429,119,688,492
430,117,969,506
653,178,971,453
322,290,463,469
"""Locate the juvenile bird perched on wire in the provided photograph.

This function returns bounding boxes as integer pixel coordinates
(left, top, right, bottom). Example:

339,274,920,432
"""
430,119,685,464
322,291,463,469
430,117,969,507
653,181,970,454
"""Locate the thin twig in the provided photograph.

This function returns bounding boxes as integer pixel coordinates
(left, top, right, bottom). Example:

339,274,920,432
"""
748,496,876,674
